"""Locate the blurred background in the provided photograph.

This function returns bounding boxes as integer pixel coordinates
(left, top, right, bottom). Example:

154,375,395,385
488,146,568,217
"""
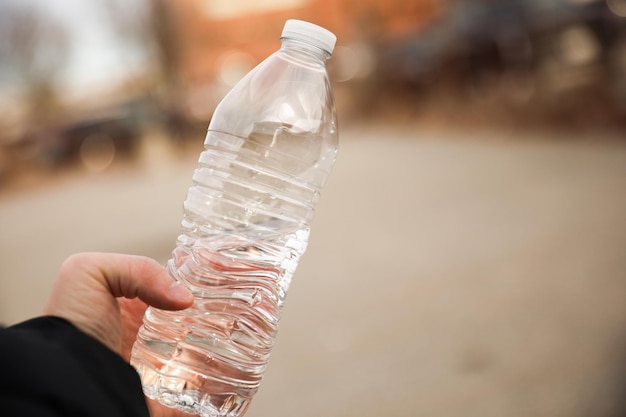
1,0,626,416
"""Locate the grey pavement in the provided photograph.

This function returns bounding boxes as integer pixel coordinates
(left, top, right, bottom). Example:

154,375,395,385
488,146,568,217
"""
1,123,626,417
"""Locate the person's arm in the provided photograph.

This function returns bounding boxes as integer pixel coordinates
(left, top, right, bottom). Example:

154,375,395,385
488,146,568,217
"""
0,316,150,417
0,253,194,417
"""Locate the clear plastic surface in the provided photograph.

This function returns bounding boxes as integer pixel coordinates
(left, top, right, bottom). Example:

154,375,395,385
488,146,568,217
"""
131,20,338,417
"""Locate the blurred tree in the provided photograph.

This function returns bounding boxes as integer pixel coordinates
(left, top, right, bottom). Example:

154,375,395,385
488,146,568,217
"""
99,0,181,102
98,0,189,142
0,2,69,130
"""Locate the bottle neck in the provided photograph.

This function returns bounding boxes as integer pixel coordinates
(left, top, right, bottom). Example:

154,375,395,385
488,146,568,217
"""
280,38,331,64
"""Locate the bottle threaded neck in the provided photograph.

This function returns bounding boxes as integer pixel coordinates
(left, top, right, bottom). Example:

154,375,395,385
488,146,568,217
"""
281,38,330,62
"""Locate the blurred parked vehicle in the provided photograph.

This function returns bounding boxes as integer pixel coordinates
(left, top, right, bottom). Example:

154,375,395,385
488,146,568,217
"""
377,0,626,109
2,106,141,176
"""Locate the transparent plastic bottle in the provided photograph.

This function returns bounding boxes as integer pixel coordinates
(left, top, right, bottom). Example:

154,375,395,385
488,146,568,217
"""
130,20,338,417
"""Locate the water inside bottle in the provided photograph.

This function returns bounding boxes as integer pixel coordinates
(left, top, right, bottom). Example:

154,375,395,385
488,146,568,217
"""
131,123,333,416
131,221,310,417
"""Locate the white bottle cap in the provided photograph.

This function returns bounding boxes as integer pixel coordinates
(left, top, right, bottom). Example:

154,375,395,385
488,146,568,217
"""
281,19,337,56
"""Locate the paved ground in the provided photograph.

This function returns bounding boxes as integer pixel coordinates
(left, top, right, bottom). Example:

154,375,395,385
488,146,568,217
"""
1,122,625,417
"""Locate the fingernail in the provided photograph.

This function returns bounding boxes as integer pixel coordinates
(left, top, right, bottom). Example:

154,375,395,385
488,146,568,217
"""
168,282,193,301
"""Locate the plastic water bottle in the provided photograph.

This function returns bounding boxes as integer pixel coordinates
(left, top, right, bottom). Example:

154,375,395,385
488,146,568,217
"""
130,20,338,417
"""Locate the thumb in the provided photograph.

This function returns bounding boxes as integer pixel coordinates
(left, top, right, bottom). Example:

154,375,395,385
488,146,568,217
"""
43,252,193,353
80,252,194,310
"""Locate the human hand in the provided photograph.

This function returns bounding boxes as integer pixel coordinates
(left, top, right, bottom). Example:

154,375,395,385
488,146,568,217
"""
43,252,196,417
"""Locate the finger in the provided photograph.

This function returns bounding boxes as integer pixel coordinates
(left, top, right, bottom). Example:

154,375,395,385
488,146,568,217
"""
119,298,149,361
69,252,194,310
42,253,193,355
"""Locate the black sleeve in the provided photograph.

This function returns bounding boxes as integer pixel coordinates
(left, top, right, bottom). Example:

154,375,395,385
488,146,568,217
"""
0,316,150,417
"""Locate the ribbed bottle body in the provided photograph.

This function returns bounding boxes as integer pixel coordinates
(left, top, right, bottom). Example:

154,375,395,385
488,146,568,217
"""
131,25,337,417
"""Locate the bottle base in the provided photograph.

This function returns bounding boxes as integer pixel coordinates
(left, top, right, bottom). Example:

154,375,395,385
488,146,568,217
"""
135,361,252,417
145,387,249,417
